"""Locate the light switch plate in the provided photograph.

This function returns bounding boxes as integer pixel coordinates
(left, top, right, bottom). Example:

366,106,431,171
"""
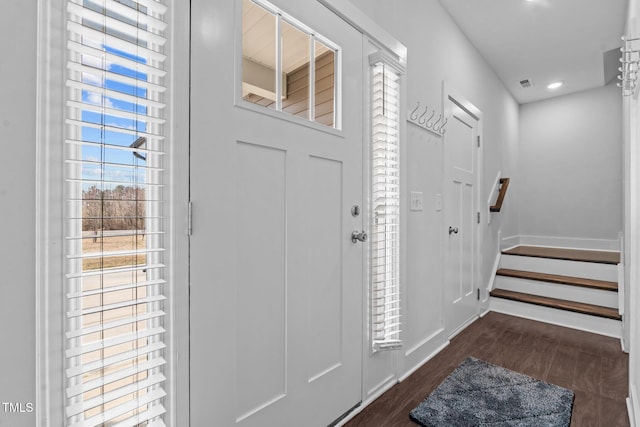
410,191,424,211
435,193,442,211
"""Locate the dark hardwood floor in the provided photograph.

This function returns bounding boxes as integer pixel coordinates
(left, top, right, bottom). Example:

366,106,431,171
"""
345,312,629,427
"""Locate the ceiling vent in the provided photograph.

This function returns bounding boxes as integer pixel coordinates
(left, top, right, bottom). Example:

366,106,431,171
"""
519,78,534,88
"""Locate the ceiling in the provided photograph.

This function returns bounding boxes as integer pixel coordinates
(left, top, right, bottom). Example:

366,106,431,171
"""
438,0,628,104
243,0,330,74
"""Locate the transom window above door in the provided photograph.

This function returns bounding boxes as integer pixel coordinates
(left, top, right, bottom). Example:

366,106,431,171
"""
241,0,339,128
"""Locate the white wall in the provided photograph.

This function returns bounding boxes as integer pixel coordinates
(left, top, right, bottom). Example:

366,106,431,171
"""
518,83,623,243
0,2,37,426
624,1,640,424
350,0,519,399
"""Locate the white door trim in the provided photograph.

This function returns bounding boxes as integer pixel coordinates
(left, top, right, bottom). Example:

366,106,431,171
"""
317,0,407,63
314,0,409,405
442,81,483,336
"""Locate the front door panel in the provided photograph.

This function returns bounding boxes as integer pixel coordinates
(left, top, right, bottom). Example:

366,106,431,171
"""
189,1,364,425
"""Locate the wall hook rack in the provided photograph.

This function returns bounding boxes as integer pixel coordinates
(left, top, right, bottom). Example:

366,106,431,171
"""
407,101,447,136
619,36,640,96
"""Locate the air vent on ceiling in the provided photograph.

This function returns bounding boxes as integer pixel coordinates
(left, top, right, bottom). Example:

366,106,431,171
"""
519,79,534,88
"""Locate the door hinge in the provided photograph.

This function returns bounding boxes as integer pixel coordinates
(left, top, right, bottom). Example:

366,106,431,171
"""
477,136,480,148
477,212,480,224
477,288,480,300
188,201,193,236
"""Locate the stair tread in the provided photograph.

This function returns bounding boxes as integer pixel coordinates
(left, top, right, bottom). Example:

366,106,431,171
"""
490,289,621,320
496,268,618,292
502,246,620,264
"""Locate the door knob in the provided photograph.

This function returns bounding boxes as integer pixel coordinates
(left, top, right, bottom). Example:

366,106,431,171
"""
351,230,368,243
449,226,459,235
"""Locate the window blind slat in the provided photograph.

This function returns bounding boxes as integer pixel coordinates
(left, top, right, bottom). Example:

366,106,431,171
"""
66,80,166,111
89,0,168,31
65,158,164,173
67,20,167,63
110,403,167,427
67,247,165,259
67,100,166,126
126,0,168,15
66,263,165,279
65,138,165,156
66,118,164,142
67,278,165,299
65,177,164,188
65,327,166,363
70,388,166,427
66,295,166,319
67,40,167,79
66,372,166,418
68,2,166,46
65,308,165,339
67,61,166,96
66,341,167,379
66,356,166,400
147,418,168,427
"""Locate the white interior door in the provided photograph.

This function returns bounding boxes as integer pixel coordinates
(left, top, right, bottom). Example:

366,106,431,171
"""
444,92,480,338
189,1,364,425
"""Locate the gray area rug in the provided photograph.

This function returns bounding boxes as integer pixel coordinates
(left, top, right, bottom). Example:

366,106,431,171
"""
409,357,574,426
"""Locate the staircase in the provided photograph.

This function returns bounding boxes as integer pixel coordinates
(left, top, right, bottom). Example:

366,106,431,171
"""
490,245,622,338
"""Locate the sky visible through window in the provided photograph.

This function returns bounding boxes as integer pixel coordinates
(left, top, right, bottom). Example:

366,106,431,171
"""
80,44,149,189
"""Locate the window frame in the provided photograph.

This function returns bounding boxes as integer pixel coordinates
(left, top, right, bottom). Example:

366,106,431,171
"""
35,0,190,425
234,0,344,136
367,49,405,354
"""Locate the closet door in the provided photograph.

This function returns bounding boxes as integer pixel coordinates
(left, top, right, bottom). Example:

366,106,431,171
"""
444,90,482,338
189,1,365,425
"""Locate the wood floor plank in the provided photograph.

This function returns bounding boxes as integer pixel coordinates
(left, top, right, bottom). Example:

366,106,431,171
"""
502,246,620,264
573,351,602,394
547,344,578,390
496,268,618,291
571,390,600,427
520,335,557,381
601,356,629,400
344,312,629,427
490,289,622,320
601,395,631,427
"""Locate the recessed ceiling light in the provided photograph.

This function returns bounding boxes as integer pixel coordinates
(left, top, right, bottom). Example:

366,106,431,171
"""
547,81,563,89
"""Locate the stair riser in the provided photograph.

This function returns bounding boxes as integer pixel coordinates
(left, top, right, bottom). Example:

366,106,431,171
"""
499,254,618,282
494,276,618,309
490,297,622,338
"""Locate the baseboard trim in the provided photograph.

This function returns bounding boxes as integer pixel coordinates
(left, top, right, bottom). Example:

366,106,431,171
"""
501,235,521,251
336,377,397,427
400,340,450,383
629,385,639,427
405,327,445,358
487,250,501,293
448,315,479,340
338,336,453,426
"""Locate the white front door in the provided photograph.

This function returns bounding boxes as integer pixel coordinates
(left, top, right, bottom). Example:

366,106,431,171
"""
444,91,481,337
189,1,364,425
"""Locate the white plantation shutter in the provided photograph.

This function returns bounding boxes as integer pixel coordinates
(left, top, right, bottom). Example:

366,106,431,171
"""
369,52,403,352
64,0,168,426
